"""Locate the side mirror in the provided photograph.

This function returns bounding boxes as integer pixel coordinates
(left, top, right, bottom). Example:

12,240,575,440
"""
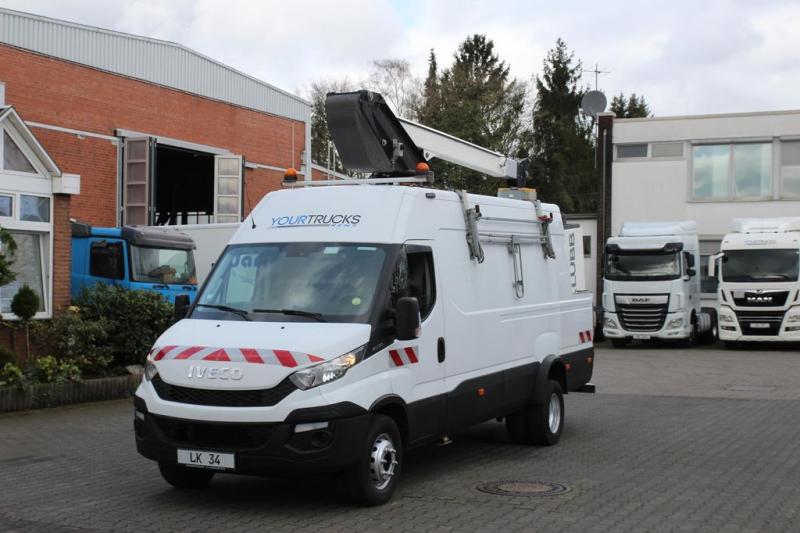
395,296,421,341
686,268,696,278
684,251,695,268
174,294,190,321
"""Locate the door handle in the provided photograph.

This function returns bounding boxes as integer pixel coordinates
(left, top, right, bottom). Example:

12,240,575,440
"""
437,337,445,363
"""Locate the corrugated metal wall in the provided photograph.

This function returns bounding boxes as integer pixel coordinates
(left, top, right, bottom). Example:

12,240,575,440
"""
0,8,310,123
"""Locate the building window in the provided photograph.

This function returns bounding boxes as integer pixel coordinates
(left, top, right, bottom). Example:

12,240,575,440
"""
651,142,683,158
20,195,50,222
582,235,591,258
692,143,772,200
617,144,648,159
0,195,12,218
781,140,800,198
0,232,46,314
3,131,36,174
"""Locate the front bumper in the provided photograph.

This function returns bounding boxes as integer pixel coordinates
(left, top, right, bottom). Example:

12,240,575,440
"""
133,396,370,476
602,311,691,340
717,307,800,342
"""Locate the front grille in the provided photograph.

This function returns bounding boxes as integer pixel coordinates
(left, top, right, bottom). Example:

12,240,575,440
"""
151,415,277,450
732,290,789,307
735,310,785,336
151,375,296,407
617,304,668,332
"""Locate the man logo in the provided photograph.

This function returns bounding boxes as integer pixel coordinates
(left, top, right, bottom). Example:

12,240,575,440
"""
746,296,773,303
187,366,244,380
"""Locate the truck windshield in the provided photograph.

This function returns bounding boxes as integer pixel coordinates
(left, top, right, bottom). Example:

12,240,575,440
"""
605,252,680,281
130,246,197,285
193,242,389,323
721,249,799,282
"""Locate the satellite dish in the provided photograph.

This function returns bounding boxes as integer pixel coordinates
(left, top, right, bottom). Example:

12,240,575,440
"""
581,90,607,117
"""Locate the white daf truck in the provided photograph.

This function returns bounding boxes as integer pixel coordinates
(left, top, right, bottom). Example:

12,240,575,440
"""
133,91,595,505
709,218,800,348
602,221,715,347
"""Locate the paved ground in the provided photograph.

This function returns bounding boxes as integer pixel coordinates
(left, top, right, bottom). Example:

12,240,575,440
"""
1,343,799,532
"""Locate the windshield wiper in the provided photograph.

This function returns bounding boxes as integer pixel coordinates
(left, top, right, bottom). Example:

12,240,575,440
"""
252,308,327,322
195,303,251,321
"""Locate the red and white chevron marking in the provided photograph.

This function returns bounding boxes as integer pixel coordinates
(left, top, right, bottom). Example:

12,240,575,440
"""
388,346,419,366
149,345,323,367
578,330,593,344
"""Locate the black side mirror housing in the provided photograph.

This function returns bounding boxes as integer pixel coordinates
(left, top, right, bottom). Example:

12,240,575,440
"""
174,294,191,321
684,251,695,268
686,268,696,278
395,296,421,341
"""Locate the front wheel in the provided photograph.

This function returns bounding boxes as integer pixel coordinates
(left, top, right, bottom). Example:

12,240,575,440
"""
345,414,403,506
506,379,564,446
158,463,215,489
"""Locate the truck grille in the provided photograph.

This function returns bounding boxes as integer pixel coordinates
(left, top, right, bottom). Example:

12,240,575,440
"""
151,415,277,450
151,375,296,407
735,310,785,336
617,304,668,332
731,290,789,307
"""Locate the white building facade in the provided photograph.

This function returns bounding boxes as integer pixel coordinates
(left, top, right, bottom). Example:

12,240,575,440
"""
610,110,800,302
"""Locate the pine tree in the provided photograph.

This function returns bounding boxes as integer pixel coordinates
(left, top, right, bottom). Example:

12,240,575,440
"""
415,35,527,194
529,38,596,213
610,92,652,118
610,93,628,117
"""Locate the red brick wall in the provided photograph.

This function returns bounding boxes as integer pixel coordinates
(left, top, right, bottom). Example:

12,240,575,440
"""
0,43,307,224
52,194,72,312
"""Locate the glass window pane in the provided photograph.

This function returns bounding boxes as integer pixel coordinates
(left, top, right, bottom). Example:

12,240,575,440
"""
617,144,648,158
20,195,50,222
693,145,730,199
217,158,240,176
1,232,45,313
781,141,800,166
217,177,239,195
733,144,771,198
3,131,36,173
782,166,800,197
0,195,12,217
651,142,683,157
217,196,239,214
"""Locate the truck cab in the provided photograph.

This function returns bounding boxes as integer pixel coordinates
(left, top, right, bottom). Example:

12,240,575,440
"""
602,221,714,346
710,218,800,347
71,222,198,303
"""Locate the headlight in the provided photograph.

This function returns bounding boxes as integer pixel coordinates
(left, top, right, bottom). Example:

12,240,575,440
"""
786,312,800,323
604,317,618,329
667,318,683,328
720,314,735,323
144,361,158,382
290,346,365,390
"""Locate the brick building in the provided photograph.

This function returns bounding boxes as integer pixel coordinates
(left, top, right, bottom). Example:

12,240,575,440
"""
0,7,311,319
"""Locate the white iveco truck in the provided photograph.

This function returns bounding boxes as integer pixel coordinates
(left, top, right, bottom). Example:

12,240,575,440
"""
133,91,595,505
709,218,800,348
602,221,715,347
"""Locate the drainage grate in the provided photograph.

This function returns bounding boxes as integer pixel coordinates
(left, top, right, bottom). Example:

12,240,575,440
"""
476,480,569,497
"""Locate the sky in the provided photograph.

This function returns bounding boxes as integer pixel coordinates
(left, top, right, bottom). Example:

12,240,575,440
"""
3,0,799,116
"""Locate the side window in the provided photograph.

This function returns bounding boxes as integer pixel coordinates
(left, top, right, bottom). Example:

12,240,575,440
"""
90,241,125,280
406,248,436,320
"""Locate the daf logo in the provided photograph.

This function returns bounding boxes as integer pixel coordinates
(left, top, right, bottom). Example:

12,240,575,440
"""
187,365,244,380
631,297,651,303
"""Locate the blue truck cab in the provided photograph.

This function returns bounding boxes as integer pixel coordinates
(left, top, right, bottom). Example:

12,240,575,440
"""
71,222,198,304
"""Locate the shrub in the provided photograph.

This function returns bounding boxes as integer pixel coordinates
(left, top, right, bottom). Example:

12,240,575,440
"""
11,284,39,321
75,284,174,366
30,355,81,384
0,362,26,388
33,310,113,376
0,344,16,366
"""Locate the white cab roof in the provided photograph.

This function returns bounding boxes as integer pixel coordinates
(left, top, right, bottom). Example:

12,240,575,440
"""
733,218,800,234
619,221,697,237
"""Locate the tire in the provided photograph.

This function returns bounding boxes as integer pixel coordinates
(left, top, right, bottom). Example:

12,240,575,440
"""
158,463,215,489
611,338,629,348
699,309,718,344
345,414,402,506
679,320,697,348
505,380,564,446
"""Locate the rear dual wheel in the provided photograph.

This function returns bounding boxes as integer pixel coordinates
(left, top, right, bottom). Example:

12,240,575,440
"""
506,379,564,446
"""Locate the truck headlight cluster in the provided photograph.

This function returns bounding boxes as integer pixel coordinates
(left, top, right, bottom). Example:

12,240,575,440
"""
785,311,800,323
290,346,365,390
719,314,735,323
144,361,158,382
667,318,683,328
604,317,618,329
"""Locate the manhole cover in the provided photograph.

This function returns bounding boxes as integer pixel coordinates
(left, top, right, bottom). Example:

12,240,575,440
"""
476,480,569,497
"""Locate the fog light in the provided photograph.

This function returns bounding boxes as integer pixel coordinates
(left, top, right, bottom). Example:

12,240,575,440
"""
134,410,145,421
144,361,158,382
604,318,618,329
721,326,736,331
667,318,683,328
295,421,329,433
786,326,800,332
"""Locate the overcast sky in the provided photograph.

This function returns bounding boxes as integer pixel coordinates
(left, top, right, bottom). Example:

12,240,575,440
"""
4,0,799,116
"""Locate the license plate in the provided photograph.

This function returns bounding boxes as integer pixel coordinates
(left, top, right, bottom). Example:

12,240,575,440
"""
750,323,770,329
177,449,235,470
633,334,651,340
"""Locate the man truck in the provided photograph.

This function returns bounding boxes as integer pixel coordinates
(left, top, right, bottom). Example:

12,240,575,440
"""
602,221,716,347
133,90,595,505
709,218,800,348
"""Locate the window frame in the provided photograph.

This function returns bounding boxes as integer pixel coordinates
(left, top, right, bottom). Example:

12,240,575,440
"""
89,240,126,280
405,245,437,321
779,140,800,199
616,143,649,160
690,141,773,202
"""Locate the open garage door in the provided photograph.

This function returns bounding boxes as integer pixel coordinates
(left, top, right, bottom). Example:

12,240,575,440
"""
123,137,155,225
214,154,243,223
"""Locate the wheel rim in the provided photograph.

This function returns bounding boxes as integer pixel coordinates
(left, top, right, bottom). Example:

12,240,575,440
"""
548,393,561,434
369,432,398,491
